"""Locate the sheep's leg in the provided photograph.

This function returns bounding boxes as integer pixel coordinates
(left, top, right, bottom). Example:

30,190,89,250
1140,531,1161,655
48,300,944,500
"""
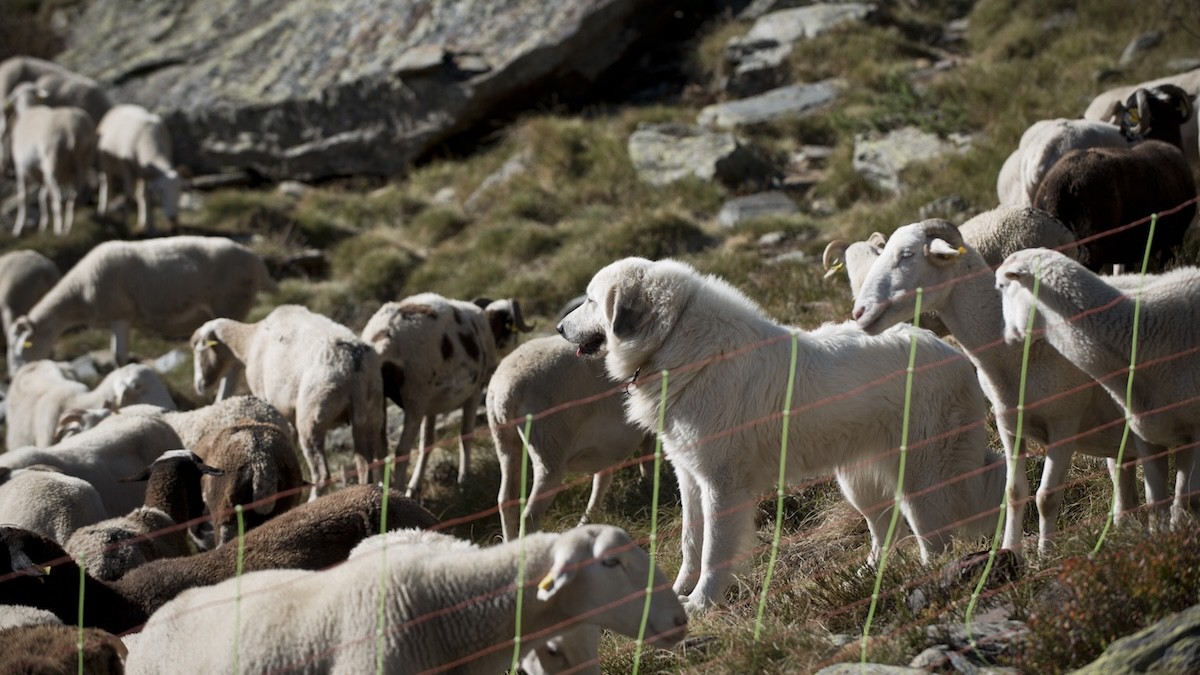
1105,456,1139,526
1035,447,1073,555
672,464,703,598
36,182,50,233
390,411,422,491
685,475,756,613
496,444,523,541
46,173,64,236
1136,437,1172,531
98,171,110,215
13,170,28,236
215,363,242,401
1172,446,1199,527
456,393,481,484
836,469,907,567
580,470,615,525
135,176,153,233
63,185,75,235
404,415,437,499
110,320,130,366
524,461,565,535
298,424,331,503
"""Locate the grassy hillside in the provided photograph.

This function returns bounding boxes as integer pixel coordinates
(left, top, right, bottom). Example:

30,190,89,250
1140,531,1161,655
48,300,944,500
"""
4,0,1200,672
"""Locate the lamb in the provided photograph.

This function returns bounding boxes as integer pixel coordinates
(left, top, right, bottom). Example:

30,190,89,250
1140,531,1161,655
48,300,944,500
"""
851,220,1168,551
6,360,176,448
124,525,686,674
0,412,184,516
96,104,183,233
1034,90,1197,271
192,304,385,500
995,248,1200,523
1084,68,1200,166
488,335,652,541
0,250,59,351
0,466,106,544
348,528,603,675
63,450,222,581
5,82,97,236
8,236,277,397
0,486,438,634
0,56,110,171
361,293,535,497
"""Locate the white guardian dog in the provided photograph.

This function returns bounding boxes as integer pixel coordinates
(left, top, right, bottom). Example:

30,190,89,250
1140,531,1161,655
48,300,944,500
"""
557,257,1026,612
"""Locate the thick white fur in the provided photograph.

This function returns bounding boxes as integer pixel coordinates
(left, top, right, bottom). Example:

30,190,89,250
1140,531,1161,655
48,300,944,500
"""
96,104,182,233
557,257,1025,612
124,525,685,674
996,248,1200,522
487,335,650,541
0,467,106,544
852,220,1167,551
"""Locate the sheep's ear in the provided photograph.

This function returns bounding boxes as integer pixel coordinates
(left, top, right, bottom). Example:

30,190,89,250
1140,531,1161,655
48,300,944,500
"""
924,238,965,267
537,541,591,601
867,231,888,249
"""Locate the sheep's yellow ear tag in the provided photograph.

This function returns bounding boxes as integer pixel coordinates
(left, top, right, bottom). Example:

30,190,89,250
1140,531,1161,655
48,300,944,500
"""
823,260,845,279
538,573,554,591
22,340,32,349
957,246,967,255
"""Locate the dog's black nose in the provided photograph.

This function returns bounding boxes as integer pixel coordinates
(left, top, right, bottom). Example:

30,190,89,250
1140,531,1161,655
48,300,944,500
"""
555,323,565,336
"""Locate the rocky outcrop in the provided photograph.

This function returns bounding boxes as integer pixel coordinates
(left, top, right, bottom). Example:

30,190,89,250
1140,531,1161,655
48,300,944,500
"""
698,79,843,128
54,0,688,181
852,127,972,194
627,122,777,188
1073,604,1200,675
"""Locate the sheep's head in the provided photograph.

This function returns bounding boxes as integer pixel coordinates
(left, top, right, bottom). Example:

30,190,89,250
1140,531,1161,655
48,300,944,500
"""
1120,84,1194,145
7,315,48,372
190,321,234,398
53,404,117,443
479,297,536,357
994,248,1058,345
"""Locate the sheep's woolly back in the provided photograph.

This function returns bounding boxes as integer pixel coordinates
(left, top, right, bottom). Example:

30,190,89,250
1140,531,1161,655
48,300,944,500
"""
0,604,63,630
64,506,188,581
958,206,1077,266
155,396,290,448
349,528,475,558
0,466,106,544
0,623,127,674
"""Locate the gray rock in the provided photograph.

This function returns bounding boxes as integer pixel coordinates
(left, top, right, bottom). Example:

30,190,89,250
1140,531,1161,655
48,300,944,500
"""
815,664,924,675
918,194,972,222
737,0,809,21
55,0,681,181
742,3,876,44
464,151,530,213
852,127,972,194
1167,58,1200,73
627,123,776,188
718,191,798,227
276,181,312,199
1073,603,1200,675
699,80,843,128
1118,30,1163,67
724,39,793,97
66,355,100,382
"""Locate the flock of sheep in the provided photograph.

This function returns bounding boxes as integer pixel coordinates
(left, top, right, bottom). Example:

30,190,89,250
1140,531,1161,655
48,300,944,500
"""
0,47,1198,673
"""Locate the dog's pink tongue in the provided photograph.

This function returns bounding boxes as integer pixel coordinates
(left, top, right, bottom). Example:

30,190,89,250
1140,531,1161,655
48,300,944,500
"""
576,345,586,357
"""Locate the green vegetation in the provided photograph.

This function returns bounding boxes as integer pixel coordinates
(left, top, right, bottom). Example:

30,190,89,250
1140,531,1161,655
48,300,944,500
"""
4,1,1200,672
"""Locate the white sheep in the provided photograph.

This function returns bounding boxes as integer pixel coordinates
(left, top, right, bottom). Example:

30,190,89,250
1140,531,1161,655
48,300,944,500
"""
996,248,1200,523
822,232,887,290
995,118,1133,207
0,56,110,171
1084,68,1200,167
0,412,183,516
191,305,386,500
488,334,651,541
851,220,1168,551
0,250,59,352
361,293,535,497
63,450,223,580
6,360,176,449
8,236,276,397
124,525,687,674
96,104,183,233
0,466,106,544
348,528,603,675
5,82,97,236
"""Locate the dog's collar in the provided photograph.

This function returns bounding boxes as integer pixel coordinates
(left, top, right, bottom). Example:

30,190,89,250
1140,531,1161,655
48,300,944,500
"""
624,367,641,396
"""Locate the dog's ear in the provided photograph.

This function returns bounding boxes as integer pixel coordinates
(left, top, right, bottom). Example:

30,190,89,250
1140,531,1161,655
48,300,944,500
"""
607,269,648,339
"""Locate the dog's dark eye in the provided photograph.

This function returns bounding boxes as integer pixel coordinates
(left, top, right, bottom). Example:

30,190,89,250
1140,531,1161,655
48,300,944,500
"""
545,643,562,657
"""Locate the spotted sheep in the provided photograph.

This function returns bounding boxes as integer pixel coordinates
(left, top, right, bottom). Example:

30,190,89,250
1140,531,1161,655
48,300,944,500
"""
361,292,535,498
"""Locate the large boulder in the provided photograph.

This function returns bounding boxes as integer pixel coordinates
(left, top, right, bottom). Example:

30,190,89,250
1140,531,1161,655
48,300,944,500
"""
54,0,686,181
1073,604,1200,675
627,122,777,188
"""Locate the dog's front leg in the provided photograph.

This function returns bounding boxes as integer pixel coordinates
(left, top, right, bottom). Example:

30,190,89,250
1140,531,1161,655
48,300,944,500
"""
673,464,703,598
684,478,756,613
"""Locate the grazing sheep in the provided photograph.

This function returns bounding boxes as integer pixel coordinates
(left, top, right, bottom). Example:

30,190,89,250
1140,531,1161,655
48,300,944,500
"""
6,360,176,449
996,248,1200,523
852,220,1167,551
488,335,651,540
361,293,535,497
1034,88,1197,272
96,104,183,233
191,304,385,500
348,528,604,675
8,236,276,395
1084,68,1200,166
996,118,1133,207
0,623,127,674
0,486,437,635
558,257,1026,612
64,450,222,581
0,56,110,172
0,250,59,351
5,82,97,237
0,466,106,544
0,413,183,516
189,419,305,546
125,525,686,674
